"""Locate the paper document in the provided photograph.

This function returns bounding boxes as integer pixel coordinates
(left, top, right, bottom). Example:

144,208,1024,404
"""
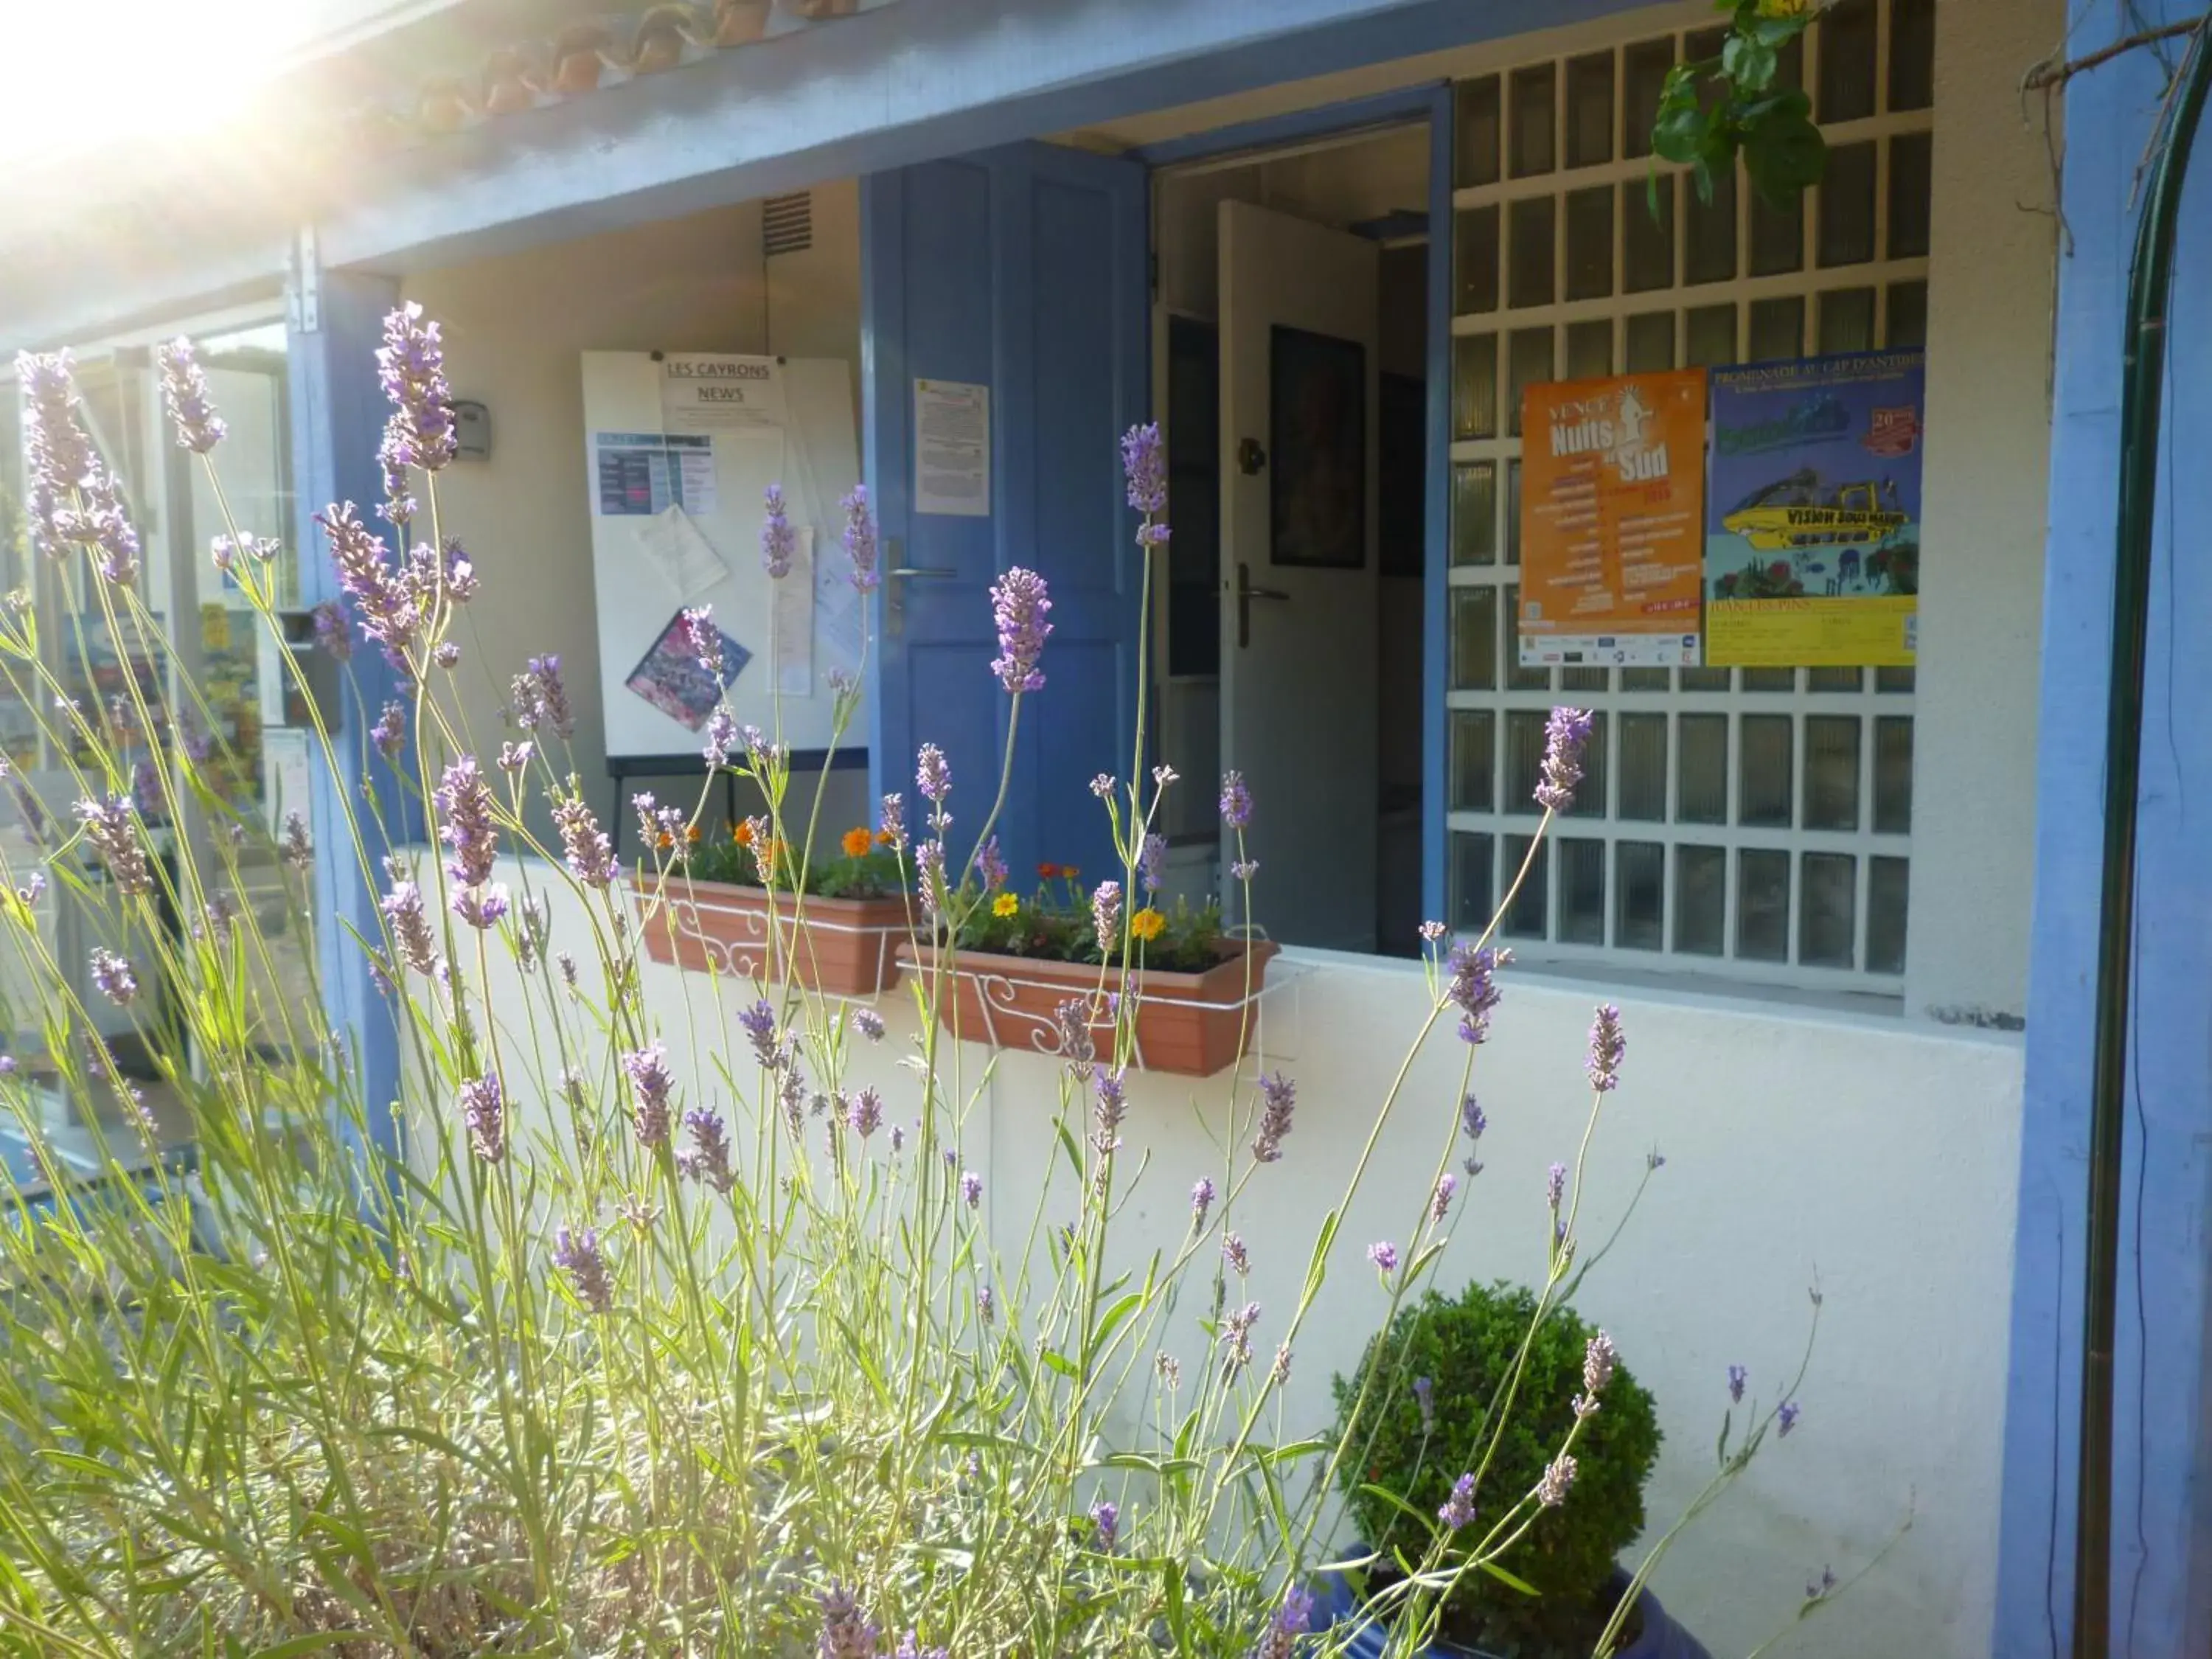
636,505,731,602
914,378,990,517
773,529,815,695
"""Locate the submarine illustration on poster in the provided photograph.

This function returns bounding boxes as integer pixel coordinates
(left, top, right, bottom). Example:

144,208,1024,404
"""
1719,466,1910,552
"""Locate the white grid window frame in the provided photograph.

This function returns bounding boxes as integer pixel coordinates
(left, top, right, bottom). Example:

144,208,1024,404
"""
1445,0,1933,993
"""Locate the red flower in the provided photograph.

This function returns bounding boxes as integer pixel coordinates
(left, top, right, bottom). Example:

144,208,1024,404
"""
1037,862,1060,880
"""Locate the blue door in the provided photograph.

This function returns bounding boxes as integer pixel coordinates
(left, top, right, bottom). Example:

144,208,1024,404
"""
863,143,1149,886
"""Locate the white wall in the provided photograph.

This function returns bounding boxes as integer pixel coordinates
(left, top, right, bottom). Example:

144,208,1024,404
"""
445,860,2021,1659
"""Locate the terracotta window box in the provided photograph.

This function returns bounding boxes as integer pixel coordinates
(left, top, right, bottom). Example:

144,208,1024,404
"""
631,876,909,998
894,939,1281,1078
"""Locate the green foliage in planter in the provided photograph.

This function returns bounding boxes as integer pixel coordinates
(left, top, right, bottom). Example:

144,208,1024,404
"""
1333,1280,1661,1652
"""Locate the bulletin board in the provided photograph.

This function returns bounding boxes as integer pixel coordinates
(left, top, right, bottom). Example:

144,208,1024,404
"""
580,352,866,759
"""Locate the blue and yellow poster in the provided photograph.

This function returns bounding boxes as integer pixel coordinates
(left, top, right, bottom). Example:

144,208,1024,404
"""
1703,350,1925,667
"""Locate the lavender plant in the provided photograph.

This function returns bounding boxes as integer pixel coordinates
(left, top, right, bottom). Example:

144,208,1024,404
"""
0,313,1823,1658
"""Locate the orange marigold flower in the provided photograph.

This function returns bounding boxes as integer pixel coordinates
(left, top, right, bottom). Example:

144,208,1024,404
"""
1037,862,1060,880
842,827,873,858
874,828,896,845
1130,907,1166,942
1063,866,1079,880
655,831,674,850
685,824,701,843
992,892,1020,919
731,820,756,846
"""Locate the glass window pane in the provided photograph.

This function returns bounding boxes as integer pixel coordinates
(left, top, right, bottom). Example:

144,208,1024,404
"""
1876,665,1916,693
1749,188,1804,276
1623,666,1669,692
1509,196,1557,308
1685,166,1738,285
1504,832,1549,938
1740,714,1793,827
1623,37,1674,161
1748,296,1804,362
1559,838,1606,943
1800,852,1856,967
1819,288,1877,353
1620,712,1667,819
1890,0,1937,112
1676,844,1726,955
1804,714,1862,830
1506,580,1549,689
1868,855,1910,973
1456,76,1502,188
1738,848,1791,962
1679,713,1729,823
1453,461,1498,566
1625,310,1676,372
1617,841,1665,950
1562,667,1610,695
1874,714,1913,832
1504,707,1546,814
1565,186,1614,301
1566,52,1616,169
1818,0,1878,124
1451,830,1496,930
1742,667,1795,692
1506,460,1523,566
1565,319,1613,381
1888,132,1933,260
1455,204,1500,316
1887,280,1929,349
1819,140,1878,266
1507,328,1554,435
1453,333,1498,439
1686,304,1738,368
1624,177,1676,292
1451,709,1497,813
1680,666,1731,691
1809,667,1862,692
1510,63,1557,177
1450,586,1498,689
1563,711,1608,817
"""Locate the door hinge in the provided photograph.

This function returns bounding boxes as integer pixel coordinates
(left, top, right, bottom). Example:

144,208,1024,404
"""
286,226,321,336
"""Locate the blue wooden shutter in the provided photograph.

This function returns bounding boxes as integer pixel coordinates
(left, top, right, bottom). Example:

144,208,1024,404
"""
863,142,1149,884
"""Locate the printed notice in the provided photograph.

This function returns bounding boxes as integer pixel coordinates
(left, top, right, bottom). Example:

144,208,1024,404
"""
594,431,717,518
1519,369,1708,667
914,378,990,517
662,354,787,432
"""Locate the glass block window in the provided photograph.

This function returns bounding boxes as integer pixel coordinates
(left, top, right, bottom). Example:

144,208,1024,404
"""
1445,5,1928,990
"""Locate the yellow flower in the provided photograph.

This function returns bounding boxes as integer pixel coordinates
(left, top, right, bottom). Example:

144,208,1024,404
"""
992,892,1020,919
1130,907,1166,942
841,827,874,858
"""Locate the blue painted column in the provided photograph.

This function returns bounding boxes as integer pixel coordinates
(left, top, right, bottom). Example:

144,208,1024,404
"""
1997,4,2212,1653
286,262,417,1175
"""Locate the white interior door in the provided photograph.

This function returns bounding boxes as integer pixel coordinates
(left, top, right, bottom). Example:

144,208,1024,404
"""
1217,199,1380,951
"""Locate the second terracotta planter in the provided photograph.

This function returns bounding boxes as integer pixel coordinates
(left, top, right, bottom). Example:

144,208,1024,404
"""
632,876,908,998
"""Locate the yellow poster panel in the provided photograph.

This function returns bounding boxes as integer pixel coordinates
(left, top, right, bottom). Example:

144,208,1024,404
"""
1705,596,1916,667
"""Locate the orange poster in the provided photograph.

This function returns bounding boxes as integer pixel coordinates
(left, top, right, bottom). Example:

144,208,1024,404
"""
1519,368,1708,668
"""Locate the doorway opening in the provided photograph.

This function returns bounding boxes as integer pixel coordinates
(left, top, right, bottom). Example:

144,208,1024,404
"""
1150,119,1433,956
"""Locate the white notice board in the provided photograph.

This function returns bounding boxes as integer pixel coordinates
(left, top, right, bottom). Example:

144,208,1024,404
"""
580,352,865,759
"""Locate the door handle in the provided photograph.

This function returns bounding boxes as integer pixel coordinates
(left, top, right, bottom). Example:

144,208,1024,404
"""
883,539,956,638
888,566,956,579
1235,561,1289,649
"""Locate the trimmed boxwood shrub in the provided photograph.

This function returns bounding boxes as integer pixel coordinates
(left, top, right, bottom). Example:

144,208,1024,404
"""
1332,1280,1661,1655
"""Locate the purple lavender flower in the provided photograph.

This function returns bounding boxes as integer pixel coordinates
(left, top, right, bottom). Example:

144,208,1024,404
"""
681,1107,735,1194
622,1042,675,1148
818,1585,880,1659
1054,998,1098,1078
738,1001,781,1070
74,796,151,897
916,745,951,804
156,338,226,453
1438,1471,1478,1529
1413,1374,1436,1433
1461,1093,1487,1143
1091,1068,1126,1156
435,757,498,888
317,504,418,662
1271,1340,1294,1384
1138,832,1167,894
974,835,1008,891
307,599,353,663
878,793,906,849
1091,880,1122,956
1219,771,1252,832
513,654,576,739
1778,1399,1801,1436
1156,1352,1182,1389
703,708,739,770
18,352,141,582
280,810,313,872
1807,1566,1837,1602
1089,773,1116,801
498,741,534,774
1586,1003,1627,1093
554,795,613,889
372,700,408,764
1537,1453,1578,1507
916,842,947,919
1231,858,1259,882
1546,1161,1568,1213
380,877,437,975
761,484,796,578
977,1284,995,1324
88,947,137,1006
848,1087,884,1140
1445,942,1505,1045
841,485,880,591
452,882,509,929
1367,1241,1399,1274
376,304,456,473
553,1225,613,1315
1585,1331,1618,1399
1534,707,1596,812
960,1170,983,1209
1091,1500,1119,1551
1222,1232,1250,1276
1222,1301,1260,1370
987,566,1052,694
1251,1071,1295,1164
889,1124,906,1155
681,607,724,680
1121,422,1167,518
1432,1172,1458,1222
1254,1586,1315,1659
892,1633,947,1659
460,1072,504,1162
1419,919,1447,945
431,640,462,669
1190,1177,1215,1231
1728,1363,1747,1404
854,1007,886,1042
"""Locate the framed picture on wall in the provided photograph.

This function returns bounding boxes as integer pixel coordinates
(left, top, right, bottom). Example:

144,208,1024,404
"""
1269,324,1366,570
